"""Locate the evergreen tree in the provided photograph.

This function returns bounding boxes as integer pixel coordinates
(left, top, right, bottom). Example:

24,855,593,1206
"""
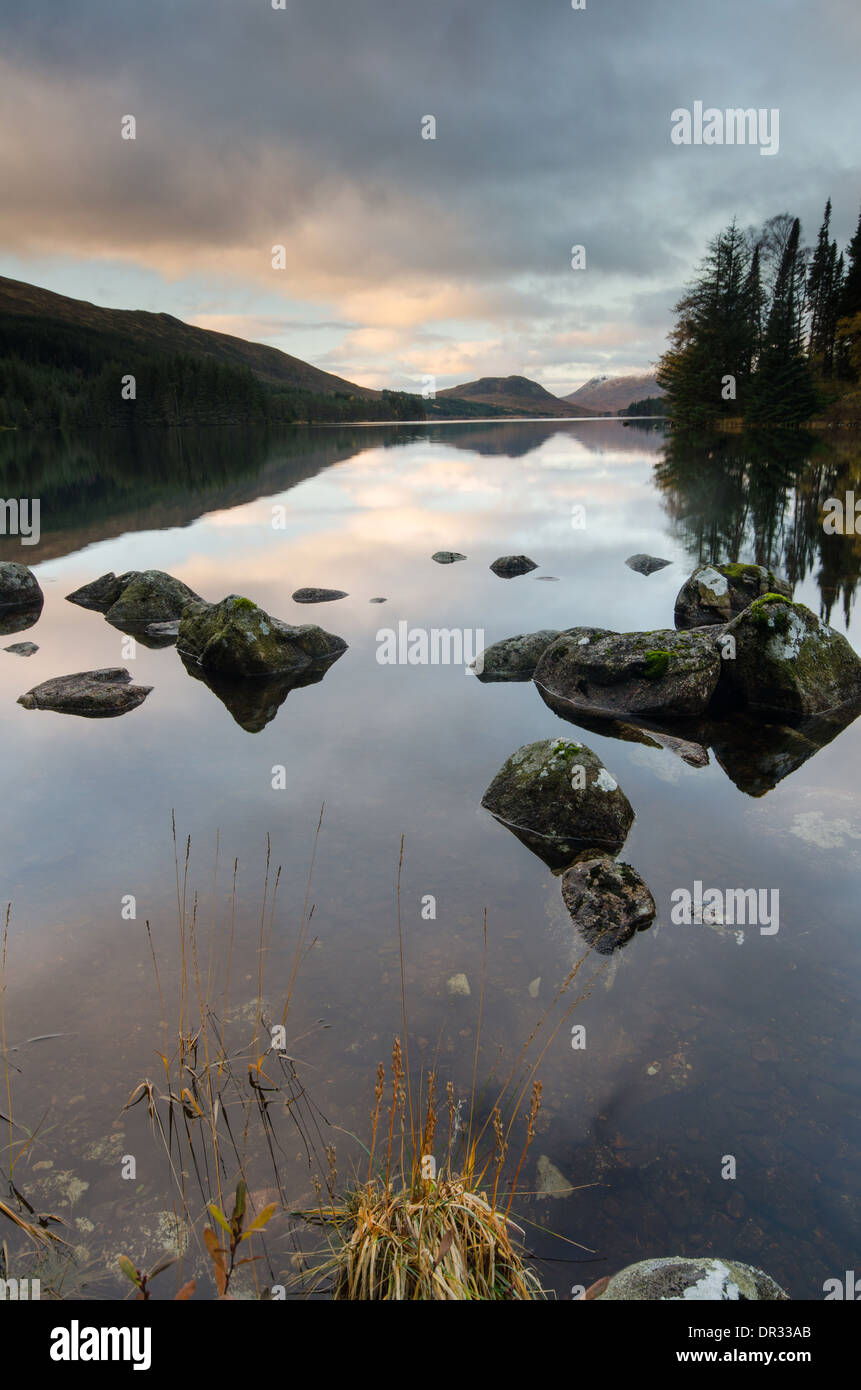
749,218,818,424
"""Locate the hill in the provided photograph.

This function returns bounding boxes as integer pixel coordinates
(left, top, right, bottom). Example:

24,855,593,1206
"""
438,375,599,418
0,275,377,398
562,373,664,414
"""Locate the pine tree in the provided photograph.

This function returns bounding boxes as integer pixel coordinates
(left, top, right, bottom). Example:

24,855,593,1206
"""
749,218,818,424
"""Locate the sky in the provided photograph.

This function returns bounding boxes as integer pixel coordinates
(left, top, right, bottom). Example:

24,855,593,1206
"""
0,0,859,395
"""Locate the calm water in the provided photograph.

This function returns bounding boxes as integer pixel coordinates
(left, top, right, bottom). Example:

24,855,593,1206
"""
1,419,859,1299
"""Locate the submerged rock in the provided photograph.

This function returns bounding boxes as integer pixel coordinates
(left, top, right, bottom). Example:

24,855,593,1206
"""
472,630,564,682
720,594,861,716
17,668,152,718
178,594,347,679
0,561,43,612
674,562,792,629
292,587,348,603
489,554,538,578
481,738,634,870
561,854,656,953
596,1256,788,1301
446,973,471,998
534,626,721,720
432,551,467,564
536,1155,575,1198
4,641,38,656
625,553,671,576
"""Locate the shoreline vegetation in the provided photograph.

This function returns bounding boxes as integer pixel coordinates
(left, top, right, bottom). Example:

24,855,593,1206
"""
0,822,602,1300
657,196,861,430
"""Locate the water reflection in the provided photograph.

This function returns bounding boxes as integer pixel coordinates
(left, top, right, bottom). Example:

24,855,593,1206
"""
655,428,861,627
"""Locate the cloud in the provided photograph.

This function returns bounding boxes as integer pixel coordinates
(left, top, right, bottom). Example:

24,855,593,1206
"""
0,0,857,388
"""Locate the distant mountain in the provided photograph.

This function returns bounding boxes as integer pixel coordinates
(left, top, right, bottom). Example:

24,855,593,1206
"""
562,373,665,414
438,375,599,418
0,275,378,397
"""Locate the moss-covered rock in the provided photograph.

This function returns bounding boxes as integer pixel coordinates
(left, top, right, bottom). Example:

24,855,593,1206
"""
481,738,634,869
534,626,721,719
0,560,43,612
721,594,861,715
561,853,656,953
596,1256,788,1301
178,594,347,678
674,562,792,629
105,571,204,629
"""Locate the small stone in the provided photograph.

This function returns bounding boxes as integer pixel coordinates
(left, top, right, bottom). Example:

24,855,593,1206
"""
292,588,348,603
369,597,387,603
626,553,671,576
528,977,541,998
4,641,38,656
536,1155,574,1198
490,555,538,578
447,973,471,997
432,552,467,564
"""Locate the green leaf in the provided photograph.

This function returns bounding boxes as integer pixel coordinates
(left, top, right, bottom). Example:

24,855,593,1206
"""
118,1255,140,1286
207,1204,231,1234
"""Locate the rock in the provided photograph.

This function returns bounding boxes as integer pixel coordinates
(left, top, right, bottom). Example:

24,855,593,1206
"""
369,597,387,603
447,973,471,997
17,669,152,718
66,573,126,612
536,1155,575,1198
489,555,538,578
596,1256,788,1301
535,575,559,582
472,630,564,682
104,571,203,630
534,626,721,720
0,561,43,611
432,552,467,564
4,641,38,656
177,594,347,679
561,854,656,954
674,563,792,629
292,587,348,603
481,738,634,870
626,553,671,576
528,977,541,998
720,594,861,716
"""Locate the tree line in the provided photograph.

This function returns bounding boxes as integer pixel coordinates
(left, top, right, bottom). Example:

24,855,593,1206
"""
657,197,861,427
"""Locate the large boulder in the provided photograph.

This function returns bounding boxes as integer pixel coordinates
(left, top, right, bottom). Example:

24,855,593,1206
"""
177,594,347,679
0,561,43,612
596,1256,788,1301
481,738,634,870
561,854,656,953
674,562,792,629
534,626,721,720
472,630,564,682
17,668,152,718
721,594,861,716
